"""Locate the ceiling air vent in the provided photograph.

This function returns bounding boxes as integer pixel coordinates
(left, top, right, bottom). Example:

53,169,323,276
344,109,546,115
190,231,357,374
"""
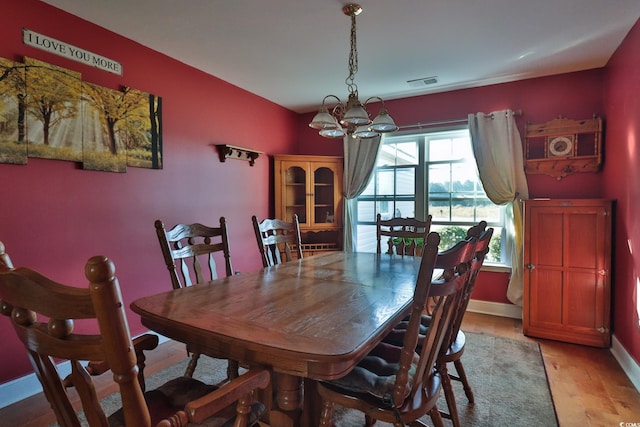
407,76,438,88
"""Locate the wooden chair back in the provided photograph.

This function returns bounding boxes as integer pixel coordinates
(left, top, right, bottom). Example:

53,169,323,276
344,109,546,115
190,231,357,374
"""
155,219,238,379
155,218,233,289
376,213,432,255
252,214,302,267
452,224,494,335
0,255,150,426
394,234,473,408
433,236,478,355
0,255,269,427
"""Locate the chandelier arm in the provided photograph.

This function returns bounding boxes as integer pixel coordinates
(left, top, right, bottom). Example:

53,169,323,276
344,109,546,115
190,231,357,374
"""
322,94,343,106
364,96,385,107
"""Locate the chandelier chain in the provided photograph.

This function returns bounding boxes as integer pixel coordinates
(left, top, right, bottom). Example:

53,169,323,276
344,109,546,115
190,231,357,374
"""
346,12,358,95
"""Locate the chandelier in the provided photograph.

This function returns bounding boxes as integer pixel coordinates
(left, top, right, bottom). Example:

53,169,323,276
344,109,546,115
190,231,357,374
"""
309,4,398,139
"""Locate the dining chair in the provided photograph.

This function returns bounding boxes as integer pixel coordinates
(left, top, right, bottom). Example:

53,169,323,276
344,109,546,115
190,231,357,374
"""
154,218,238,379
252,214,302,267
435,223,494,426
316,231,470,427
383,222,492,427
376,213,432,256
0,254,270,427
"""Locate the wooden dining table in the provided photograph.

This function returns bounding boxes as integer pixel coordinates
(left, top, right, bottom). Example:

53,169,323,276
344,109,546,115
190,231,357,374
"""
131,251,425,427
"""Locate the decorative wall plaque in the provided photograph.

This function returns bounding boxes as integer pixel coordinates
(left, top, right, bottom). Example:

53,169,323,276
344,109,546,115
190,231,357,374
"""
524,116,602,179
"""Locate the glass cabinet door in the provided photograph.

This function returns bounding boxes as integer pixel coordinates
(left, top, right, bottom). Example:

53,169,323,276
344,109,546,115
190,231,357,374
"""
284,165,307,225
313,165,336,226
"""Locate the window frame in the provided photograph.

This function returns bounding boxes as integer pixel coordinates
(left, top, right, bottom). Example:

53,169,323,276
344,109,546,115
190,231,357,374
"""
355,125,508,265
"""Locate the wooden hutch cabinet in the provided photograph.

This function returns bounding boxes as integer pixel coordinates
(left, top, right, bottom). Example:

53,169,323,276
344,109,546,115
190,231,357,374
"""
274,155,343,256
523,199,612,347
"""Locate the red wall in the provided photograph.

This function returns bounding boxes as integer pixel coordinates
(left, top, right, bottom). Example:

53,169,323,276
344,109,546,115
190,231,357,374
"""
603,19,640,364
0,0,297,383
298,70,606,303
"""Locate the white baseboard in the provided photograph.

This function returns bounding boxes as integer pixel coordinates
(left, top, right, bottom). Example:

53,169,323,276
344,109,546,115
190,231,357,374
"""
611,334,640,392
0,366,54,409
467,299,523,319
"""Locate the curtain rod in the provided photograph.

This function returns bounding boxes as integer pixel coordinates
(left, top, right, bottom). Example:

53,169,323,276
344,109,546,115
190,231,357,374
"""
398,109,523,130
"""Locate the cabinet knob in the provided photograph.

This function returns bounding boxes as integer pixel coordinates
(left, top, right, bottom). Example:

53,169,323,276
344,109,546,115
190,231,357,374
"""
525,263,535,270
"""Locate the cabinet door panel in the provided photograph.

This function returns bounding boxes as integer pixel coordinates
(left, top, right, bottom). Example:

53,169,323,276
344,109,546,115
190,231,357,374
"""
283,163,309,225
312,165,336,226
565,271,599,328
312,163,340,228
535,212,563,267
566,213,600,269
530,269,563,325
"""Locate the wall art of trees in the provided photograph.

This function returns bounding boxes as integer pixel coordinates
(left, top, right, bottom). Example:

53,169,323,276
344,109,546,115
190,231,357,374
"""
0,56,162,172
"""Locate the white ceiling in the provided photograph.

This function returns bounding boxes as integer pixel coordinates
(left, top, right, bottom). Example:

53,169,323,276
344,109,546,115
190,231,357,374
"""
41,0,640,113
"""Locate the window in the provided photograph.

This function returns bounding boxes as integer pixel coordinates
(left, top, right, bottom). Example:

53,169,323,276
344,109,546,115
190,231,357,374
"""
355,127,506,263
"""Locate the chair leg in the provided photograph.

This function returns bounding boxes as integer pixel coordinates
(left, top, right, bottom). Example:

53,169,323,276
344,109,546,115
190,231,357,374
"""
428,405,445,427
453,359,474,404
233,391,253,427
319,400,335,427
438,362,461,427
184,352,200,377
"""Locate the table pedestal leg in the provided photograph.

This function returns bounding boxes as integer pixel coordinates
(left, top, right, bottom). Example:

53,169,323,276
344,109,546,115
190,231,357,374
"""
301,378,321,427
268,373,302,427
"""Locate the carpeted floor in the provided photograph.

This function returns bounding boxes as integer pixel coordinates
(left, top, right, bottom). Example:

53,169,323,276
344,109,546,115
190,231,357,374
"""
55,332,558,426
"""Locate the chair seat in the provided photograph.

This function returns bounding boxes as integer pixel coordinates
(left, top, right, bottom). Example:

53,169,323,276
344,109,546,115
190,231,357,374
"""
320,370,443,415
324,342,420,402
108,376,265,427
319,342,443,423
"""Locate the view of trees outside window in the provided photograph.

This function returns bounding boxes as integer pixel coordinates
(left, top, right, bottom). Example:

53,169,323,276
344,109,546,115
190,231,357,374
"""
356,127,505,263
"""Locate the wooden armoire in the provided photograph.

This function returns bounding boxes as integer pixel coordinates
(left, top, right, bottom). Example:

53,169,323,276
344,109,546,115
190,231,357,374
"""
523,198,613,347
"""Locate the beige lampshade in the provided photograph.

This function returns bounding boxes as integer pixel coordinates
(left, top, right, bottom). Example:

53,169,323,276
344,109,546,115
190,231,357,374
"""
341,101,371,126
369,109,398,132
309,107,340,130
319,124,347,138
353,125,379,139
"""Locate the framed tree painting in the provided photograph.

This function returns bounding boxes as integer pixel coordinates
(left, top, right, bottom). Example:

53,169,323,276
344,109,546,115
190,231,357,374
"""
81,82,127,172
121,87,162,169
25,57,83,162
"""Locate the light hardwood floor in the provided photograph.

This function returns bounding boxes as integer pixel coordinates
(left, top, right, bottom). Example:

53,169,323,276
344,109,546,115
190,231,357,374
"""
2,312,639,426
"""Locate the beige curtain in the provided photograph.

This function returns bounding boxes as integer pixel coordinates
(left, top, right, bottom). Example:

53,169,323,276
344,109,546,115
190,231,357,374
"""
468,110,529,306
343,134,382,252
